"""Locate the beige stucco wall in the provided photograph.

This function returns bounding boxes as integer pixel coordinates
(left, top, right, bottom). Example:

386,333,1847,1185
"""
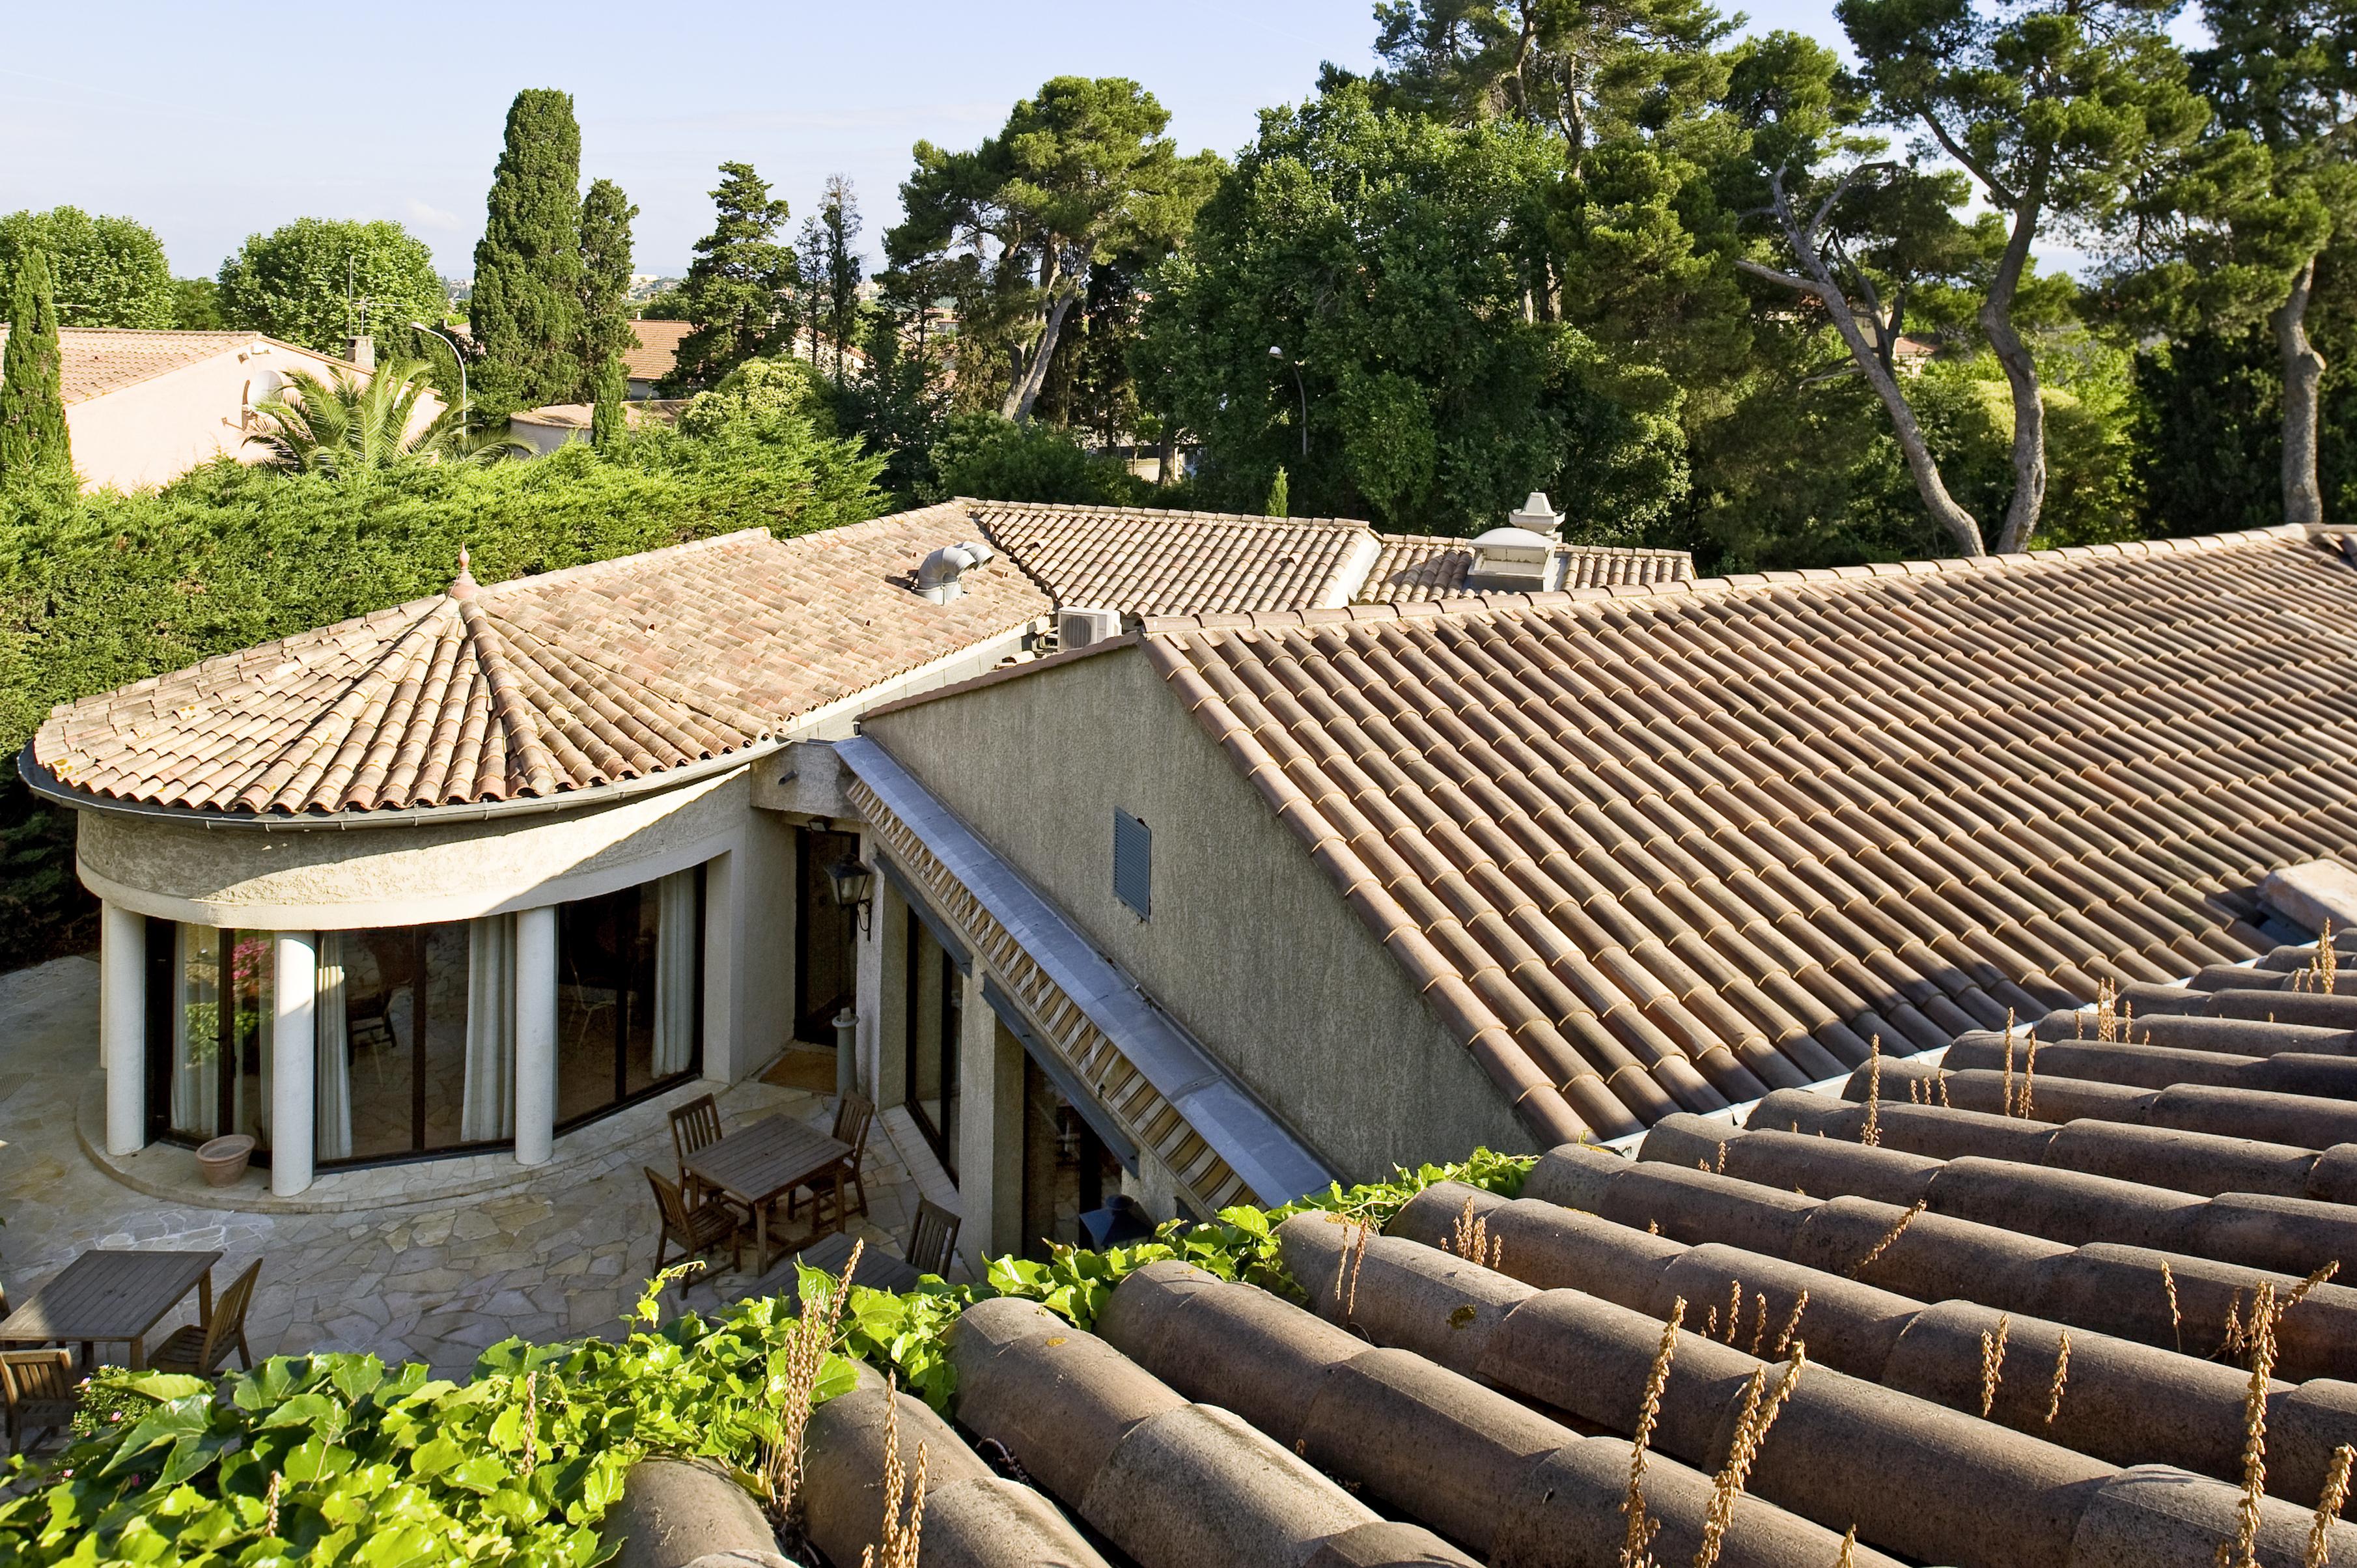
69,342,443,494
861,646,1534,1182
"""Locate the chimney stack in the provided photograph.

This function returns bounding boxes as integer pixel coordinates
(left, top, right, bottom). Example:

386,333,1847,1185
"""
347,335,375,372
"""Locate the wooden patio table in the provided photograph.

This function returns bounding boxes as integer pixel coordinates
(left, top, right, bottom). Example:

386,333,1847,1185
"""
682,1116,852,1270
0,1250,221,1371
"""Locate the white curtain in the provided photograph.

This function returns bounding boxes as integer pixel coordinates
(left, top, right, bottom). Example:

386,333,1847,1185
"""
170,925,219,1136
461,915,516,1141
315,932,352,1162
652,871,699,1077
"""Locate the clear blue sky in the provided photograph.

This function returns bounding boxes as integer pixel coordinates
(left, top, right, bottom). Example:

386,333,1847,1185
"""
5,0,1869,282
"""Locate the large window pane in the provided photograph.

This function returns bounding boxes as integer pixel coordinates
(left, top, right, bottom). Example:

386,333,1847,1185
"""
321,922,494,1164
557,867,702,1130
162,927,270,1149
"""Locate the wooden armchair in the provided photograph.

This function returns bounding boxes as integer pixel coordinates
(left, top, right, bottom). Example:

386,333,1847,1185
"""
151,1259,259,1377
792,1093,875,1232
1,1349,75,1453
646,1166,746,1275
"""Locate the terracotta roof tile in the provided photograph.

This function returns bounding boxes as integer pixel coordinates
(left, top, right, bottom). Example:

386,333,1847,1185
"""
1140,527,2357,1143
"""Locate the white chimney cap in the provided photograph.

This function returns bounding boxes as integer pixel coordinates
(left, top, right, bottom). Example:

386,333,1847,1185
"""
1507,492,1563,533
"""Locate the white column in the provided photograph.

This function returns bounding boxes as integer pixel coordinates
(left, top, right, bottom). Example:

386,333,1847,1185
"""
270,932,316,1196
514,904,557,1166
100,901,147,1156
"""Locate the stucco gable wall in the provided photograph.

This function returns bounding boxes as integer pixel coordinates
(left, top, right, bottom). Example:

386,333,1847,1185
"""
860,645,1534,1181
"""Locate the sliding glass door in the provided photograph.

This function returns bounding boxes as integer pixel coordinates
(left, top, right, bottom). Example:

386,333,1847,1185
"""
152,925,271,1149
318,920,512,1164
556,867,704,1130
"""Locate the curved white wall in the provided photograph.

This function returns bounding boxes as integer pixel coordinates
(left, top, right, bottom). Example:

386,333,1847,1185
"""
77,766,753,929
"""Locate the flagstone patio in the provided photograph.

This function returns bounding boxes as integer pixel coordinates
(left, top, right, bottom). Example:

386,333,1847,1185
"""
0,957,945,1380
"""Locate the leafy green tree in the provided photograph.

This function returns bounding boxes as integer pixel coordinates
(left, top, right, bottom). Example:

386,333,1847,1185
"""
845,257,960,499
0,250,72,488
2175,0,2354,524
927,411,1141,504
1725,31,1998,553
470,89,585,417
1838,0,2207,551
668,163,798,393
172,277,224,329
1264,466,1290,517
216,219,447,359
675,356,831,440
0,207,174,328
578,178,639,404
1138,83,1682,536
889,76,1221,423
244,360,525,477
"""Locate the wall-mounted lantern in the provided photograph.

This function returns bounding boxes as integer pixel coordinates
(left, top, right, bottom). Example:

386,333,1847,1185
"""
827,857,877,934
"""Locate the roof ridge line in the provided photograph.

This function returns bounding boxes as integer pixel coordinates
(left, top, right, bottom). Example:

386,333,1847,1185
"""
954,495,1377,531
1140,524,2321,636
454,596,561,796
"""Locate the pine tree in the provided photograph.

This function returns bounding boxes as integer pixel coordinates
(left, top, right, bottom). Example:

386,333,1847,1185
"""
0,248,72,487
578,177,637,403
813,176,863,384
667,163,797,393
469,89,585,418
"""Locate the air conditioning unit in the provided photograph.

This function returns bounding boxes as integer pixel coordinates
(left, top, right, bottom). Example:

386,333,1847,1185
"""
1058,606,1123,652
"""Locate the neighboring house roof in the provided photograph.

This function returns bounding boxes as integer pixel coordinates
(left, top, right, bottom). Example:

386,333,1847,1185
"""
621,319,690,384
923,936,2357,1568
1359,531,1694,602
0,328,362,405
31,505,1050,815
1137,525,2357,1147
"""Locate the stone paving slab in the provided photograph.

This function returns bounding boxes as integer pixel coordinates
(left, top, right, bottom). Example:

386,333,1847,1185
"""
0,958,927,1380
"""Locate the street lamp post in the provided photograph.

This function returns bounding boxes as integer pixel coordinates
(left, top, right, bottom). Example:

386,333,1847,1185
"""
410,322,467,432
1269,344,1308,460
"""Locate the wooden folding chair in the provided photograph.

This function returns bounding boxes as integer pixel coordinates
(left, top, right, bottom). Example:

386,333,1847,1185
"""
150,1259,259,1377
646,1166,745,1275
1,1350,75,1453
794,1093,874,1232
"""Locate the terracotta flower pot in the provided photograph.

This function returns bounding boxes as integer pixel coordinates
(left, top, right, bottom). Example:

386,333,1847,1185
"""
195,1134,256,1187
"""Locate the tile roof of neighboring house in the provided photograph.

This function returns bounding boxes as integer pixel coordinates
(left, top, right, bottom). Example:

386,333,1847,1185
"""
621,319,690,384
31,505,1050,815
871,934,2357,1568
1139,525,2357,1147
970,500,1381,617
964,499,1699,617
0,328,359,405
1358,531,1694,602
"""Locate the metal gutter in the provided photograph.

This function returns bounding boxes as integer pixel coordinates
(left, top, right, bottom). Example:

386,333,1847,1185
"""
837,734,1337,1206
16,738,780,833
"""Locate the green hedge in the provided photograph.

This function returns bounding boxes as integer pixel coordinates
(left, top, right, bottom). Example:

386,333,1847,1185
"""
0,416,886,972
0,1153,1531,1568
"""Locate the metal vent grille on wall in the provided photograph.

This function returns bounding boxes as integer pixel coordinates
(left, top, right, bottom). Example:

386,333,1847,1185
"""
1113,809,1151,919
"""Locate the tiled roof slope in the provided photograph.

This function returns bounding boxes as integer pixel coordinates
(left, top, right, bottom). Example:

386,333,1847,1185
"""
1359,531,1694,602
0,328,358,404
1140,526,2357,1147
621,319,690,384
969,500,1380,616
33,508,1050,815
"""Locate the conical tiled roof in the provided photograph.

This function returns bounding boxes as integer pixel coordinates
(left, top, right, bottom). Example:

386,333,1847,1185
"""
35,512,1051,816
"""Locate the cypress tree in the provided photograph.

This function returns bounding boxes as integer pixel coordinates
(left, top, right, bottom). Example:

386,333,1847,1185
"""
0,249,72,487
591,349,627,449
469,89,584,419
578,177,637,402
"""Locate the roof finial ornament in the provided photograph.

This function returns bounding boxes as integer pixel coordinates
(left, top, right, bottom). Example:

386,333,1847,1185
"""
449,544,479,600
